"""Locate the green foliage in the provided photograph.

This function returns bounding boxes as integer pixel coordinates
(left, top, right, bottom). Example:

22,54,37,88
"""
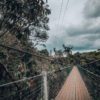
62,44,73,56
0,0,51,44
0,52,6,59
0,0,51,100
39,49,49,56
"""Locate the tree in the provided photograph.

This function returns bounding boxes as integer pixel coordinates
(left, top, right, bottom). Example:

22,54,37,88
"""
39,49,49,56
0,0,51,46
53,48,63,58
97,49,100,52
57,50,63,57
0,0,51,99
62,44,73,57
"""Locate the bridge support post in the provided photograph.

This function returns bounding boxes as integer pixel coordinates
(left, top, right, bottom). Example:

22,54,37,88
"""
43,71,48,100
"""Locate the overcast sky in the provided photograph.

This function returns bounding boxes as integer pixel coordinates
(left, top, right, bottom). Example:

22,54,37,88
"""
43,0,100,53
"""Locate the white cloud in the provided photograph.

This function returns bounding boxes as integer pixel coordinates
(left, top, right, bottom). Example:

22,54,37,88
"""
93,39,100,48
84,0,100,18
44,0,100,52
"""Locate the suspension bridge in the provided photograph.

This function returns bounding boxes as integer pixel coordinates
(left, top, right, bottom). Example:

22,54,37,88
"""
0,0,100,99
0,64,100,100
0,44,100,100
55,66,91,100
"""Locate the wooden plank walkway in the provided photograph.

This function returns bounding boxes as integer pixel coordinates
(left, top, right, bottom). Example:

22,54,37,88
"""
55,66,91,100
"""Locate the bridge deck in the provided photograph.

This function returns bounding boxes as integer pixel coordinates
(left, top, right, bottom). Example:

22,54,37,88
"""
55,66,91,100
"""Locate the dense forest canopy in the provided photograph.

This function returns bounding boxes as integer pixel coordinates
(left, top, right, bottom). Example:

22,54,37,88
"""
0,0,51,100
0,0,51,46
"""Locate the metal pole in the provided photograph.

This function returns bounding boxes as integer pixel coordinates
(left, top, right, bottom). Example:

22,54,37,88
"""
42,71,48,100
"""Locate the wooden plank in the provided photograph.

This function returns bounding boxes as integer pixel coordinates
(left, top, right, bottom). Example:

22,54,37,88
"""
55,66,91,100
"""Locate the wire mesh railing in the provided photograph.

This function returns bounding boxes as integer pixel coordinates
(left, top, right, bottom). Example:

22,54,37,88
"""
78,66,100,100
1,61,100,100
0,65,73,100
47,66,72,100
0,74,44,100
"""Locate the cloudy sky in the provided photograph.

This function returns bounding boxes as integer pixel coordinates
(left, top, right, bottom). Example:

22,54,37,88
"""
44,0,100,53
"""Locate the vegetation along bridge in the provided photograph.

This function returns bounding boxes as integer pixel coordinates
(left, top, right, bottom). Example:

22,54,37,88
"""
0,0,100,100
0,61,100,100
0,44,100,100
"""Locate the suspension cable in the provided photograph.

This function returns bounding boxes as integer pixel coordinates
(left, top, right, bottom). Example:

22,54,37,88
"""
0,44,52,61
0,65,72,87
78,66,100,78
26,87,43,99
48,66,72,74
82,59,100,66
62,0,70,24
1,82,43,99
58,0,64,25
0,74,43,87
